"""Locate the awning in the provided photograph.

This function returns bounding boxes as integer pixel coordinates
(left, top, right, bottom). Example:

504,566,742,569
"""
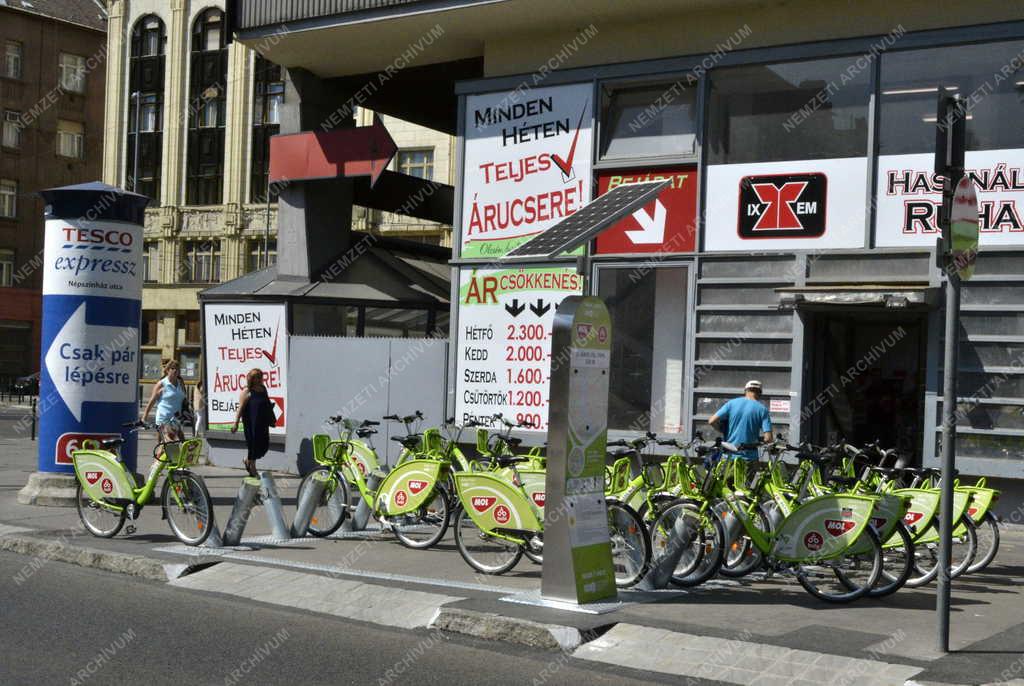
775,284,938,311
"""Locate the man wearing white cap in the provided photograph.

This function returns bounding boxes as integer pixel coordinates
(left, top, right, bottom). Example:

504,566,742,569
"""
708,380,772,460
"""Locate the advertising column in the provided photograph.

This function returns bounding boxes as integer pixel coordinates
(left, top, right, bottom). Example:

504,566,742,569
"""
35,183,149,478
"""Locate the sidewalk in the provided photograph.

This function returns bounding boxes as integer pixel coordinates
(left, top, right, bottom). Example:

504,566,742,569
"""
2,435,1023,685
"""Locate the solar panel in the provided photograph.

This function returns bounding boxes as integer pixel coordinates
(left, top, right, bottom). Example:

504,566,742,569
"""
503,179,670,260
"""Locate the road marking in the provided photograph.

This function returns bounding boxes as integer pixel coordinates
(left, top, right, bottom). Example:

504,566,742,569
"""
573,623,922,686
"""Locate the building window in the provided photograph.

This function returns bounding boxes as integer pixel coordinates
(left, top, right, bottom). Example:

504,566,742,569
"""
0,179,15,218
182,240,221,283
142,241,159,282
247,239,276,272
600,80,698,159
181,311,202,344
4,41,22,79
141,312,158,346
707,56,871,164
397,149,433,179
179,350,201,380
186,9,227,206
0,250,13,287
127,15,166,204
597,265,689,434
140,349,162,379
58,53,87,93
57,120,85,159
2,111,20,149
250,54,283,203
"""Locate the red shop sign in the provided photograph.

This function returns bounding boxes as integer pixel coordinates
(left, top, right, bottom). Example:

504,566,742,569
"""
595,166,697,254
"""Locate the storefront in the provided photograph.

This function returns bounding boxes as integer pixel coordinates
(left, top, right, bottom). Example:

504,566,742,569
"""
448,26,1024,481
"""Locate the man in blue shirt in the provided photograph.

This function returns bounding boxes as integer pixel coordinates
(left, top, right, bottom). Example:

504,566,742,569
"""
709,380,772,460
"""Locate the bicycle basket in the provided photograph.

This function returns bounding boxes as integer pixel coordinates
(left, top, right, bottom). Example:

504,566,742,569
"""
421,428,443,454
476,428,490,454
161,440,197,468
312,433,331,464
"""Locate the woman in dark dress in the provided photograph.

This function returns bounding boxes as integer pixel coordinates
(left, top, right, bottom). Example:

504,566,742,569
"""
230,368,274,477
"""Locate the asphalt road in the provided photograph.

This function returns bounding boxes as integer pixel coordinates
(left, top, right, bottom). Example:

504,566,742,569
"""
0,551,682,686
0,403,37,440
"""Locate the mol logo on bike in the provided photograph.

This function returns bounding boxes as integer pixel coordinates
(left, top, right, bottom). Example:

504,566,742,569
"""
531,492,546,507
967,507,978,518
471,496,496,513
871,517,887,530
824,519,856,537
84,471,102,485
407,480,428,495
804,531,824,551
494,505,511,524
394,490,408,507
904,511,925,526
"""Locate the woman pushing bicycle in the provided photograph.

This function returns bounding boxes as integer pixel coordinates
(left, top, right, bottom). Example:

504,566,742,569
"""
141,359,189,442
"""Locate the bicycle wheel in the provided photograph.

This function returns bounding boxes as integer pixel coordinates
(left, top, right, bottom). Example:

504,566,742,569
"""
649,500,723,588
607,501,651,587
967,511,1000,573
453,506,522,574
909,514,977,585
523,542,543,565
719,498,768,579
297,469,348,537
76,483,125,538
949,515,978,579
161,472,214,546
796,525,882,603
392,484,450,549
864,522,914,598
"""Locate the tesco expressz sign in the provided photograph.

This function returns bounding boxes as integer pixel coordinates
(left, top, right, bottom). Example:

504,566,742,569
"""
38,184,148,473
203,303,288,435
461,82,593,258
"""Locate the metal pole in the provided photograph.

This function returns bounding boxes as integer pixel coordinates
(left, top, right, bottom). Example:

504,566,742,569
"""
937,248,960,653
131,91,141,193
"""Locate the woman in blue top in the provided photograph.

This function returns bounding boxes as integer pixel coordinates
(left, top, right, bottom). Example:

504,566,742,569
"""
142,360,187,441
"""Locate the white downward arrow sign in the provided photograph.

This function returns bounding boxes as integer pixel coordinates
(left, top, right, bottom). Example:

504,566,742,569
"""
45,302,138,421
624,199,667,245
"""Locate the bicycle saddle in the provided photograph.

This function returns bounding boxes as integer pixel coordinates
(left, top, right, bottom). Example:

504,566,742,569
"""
797,452,830,465
870,466,897,477
391,435,421,447
507,437,523,448
719,441,740,453
356,428,377,438
828,475,859,489
101,438,125,450
608,448,633,458
494,455,529,467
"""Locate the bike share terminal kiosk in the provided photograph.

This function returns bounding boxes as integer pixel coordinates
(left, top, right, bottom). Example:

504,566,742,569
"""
501,180,667,605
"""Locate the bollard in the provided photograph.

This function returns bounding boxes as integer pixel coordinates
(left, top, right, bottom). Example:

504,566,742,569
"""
635,506,700,590
31,397,37,441
291,471,329,538
259,471,290,541
222,477,262,546
204,522,223,548
351,470,385,531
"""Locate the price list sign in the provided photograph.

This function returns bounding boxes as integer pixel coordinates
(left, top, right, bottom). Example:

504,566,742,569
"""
456,266,582,430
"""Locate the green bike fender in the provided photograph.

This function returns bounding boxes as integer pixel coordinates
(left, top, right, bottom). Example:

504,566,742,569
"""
961,486,997,522
453,471,541,533
915,488,971,543
72,450,136,503
340,440,380,483
375,459,441,516
770,493,877,563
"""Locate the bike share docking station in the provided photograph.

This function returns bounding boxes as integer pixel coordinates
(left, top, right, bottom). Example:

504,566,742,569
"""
491,180,687,613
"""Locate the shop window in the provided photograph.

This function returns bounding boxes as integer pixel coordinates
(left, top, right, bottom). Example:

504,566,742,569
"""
2,111,20,149
707,56,870,164
250,54,283,203
247,239,276,272
4,41,22,79
0,249,13,287
364,307,430,338
397,149,433,180
597,266,688,433
142,241,159,282
179,350,201,380
140,349,162,379
0,179,16,218
186,8,227,205
57,120,85,159
141,311,158,346
880,40,1024,155
127,15,166,203
59,53,86,93
600,80,698,160
181,240,221,283
291,304,357,337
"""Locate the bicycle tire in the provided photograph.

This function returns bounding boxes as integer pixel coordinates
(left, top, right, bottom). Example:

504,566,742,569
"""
607,500,652,587
949,514,978,579
76,482,126,538
453,505,522,574
162,472,213,546
648,499,723,588
298,468,348,537
796,524,882,603
393,484,450,549
967,511,1000,574
866,522,914,598
909,514,977,585
719,498,769,579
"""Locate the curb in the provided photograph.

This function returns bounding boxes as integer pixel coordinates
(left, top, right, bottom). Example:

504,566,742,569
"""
0,533,176,582
429,607,583,651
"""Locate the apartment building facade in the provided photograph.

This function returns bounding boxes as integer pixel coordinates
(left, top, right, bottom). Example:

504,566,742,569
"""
101,0,454,389
0,0,107,382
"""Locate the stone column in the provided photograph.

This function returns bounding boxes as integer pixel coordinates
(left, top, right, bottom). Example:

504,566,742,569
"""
101,0,128,187
161,0,189,207
223,42,252,207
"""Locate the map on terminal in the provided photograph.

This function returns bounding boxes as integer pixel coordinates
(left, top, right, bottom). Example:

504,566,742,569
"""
503,179,669,259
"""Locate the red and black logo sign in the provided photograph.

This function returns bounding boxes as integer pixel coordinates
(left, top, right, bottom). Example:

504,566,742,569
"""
738,173,827,239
